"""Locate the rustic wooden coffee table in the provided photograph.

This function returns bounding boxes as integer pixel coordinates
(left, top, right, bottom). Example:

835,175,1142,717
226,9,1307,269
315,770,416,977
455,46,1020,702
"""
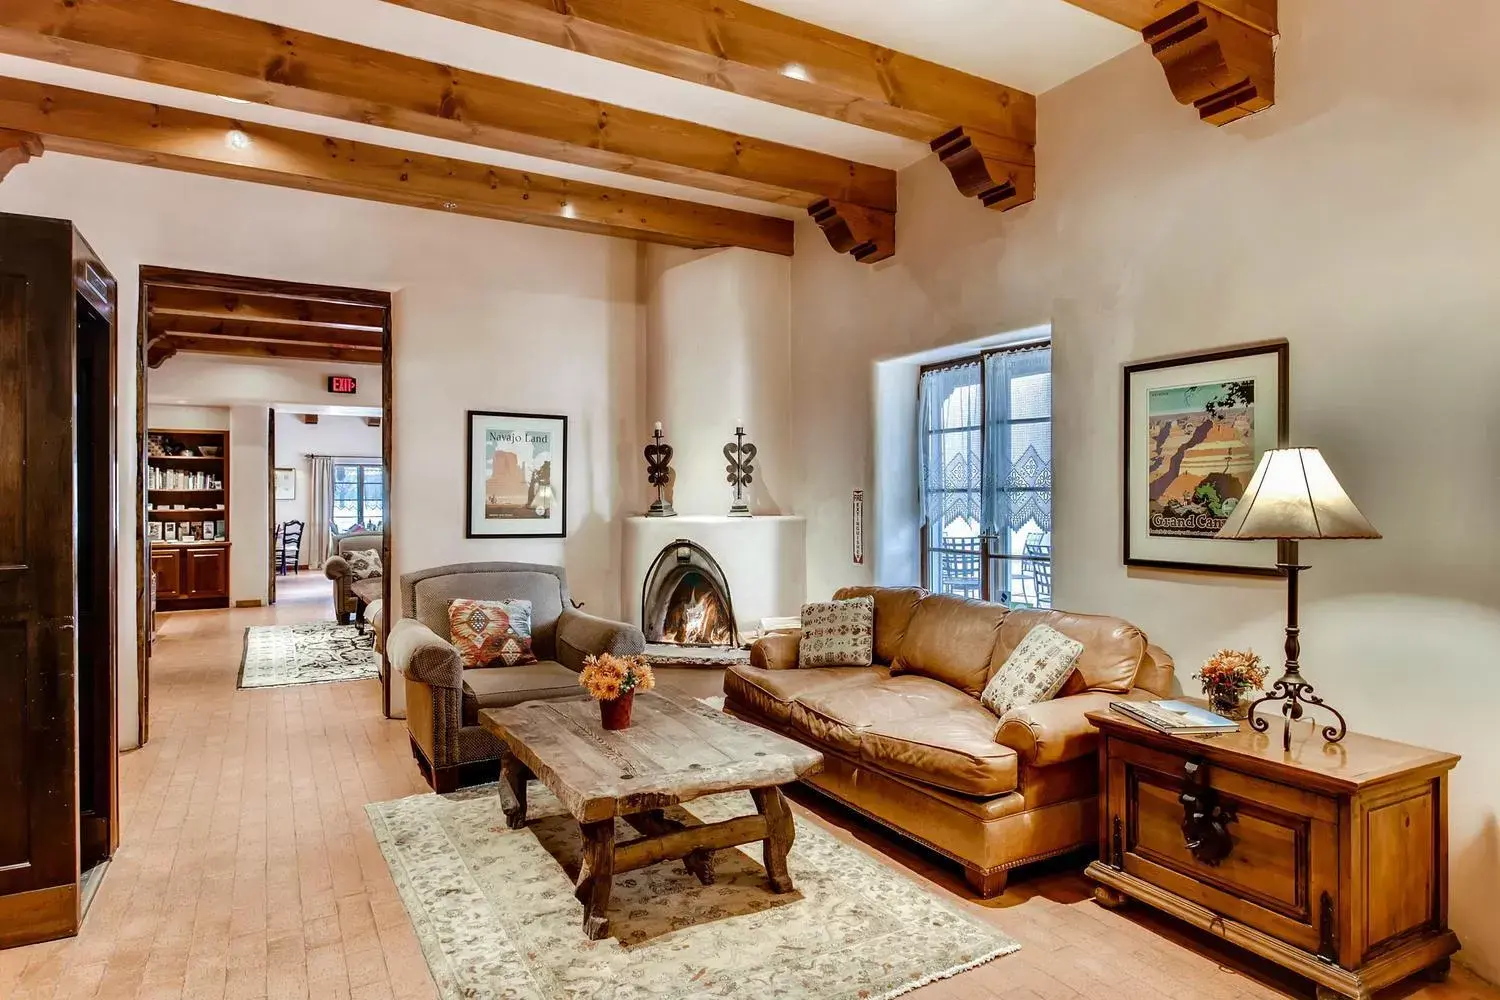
479,689,824,940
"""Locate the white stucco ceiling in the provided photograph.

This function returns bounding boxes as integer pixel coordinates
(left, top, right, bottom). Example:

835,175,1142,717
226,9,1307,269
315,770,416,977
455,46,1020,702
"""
0,0,1139,215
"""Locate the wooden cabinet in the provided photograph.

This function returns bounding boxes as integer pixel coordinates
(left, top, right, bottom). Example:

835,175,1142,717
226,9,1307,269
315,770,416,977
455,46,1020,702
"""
150,548,181,599
1086,710,1460,1000
184,546,228,598
150,543,230,609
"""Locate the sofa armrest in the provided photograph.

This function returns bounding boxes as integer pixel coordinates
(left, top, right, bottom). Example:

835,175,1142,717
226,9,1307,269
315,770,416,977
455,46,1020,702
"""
995,689,1152,767
388,618,463,690
556,609,646,671
324,555,350,581
750,631,801,670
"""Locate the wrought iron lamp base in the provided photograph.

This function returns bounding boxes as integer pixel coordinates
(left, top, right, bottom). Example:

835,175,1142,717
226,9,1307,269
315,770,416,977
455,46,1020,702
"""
1253,548,1350,753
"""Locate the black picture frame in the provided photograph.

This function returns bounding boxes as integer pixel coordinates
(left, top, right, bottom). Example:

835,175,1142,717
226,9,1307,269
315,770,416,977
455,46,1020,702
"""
1122,340,1289,576
465,409,569,539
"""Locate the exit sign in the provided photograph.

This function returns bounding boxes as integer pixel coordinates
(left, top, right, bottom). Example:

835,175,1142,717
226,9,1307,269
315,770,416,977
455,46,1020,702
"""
327,375,358,394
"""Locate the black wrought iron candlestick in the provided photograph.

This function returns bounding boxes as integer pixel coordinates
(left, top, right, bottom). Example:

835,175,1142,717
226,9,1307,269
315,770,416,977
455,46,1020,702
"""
644,422,675,518
1245,541,1349,753
723,422,756,517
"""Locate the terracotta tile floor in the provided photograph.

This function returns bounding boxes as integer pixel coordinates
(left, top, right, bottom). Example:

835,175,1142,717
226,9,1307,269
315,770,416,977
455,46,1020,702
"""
1,573,1492,1000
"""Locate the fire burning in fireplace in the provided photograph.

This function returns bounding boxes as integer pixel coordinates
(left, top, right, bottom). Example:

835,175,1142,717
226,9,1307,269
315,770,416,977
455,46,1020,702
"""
662,585,734,646
641,539,740,648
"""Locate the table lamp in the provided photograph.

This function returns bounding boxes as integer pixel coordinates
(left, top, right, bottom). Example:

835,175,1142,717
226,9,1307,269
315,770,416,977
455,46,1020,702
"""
1216,447,1380,750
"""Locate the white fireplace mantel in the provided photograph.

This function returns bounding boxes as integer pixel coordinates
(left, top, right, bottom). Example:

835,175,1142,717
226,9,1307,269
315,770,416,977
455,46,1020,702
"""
621,515,807,634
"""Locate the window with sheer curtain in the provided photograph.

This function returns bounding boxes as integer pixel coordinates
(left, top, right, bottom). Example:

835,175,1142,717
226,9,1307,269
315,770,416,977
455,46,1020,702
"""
918,343,1052,607
331,460,384,533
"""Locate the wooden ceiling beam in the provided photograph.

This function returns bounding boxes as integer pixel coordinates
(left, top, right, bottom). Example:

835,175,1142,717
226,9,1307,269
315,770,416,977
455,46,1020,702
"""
159,335,384,367
380,0,1036,217
145,316,386,350
148,286,388,330
0,128,41,183
0,77,795,256
0,0,894,217
1063,0,1277,125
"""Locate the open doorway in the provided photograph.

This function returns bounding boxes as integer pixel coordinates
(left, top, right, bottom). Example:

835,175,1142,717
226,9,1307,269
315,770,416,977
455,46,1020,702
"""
135,268,395,741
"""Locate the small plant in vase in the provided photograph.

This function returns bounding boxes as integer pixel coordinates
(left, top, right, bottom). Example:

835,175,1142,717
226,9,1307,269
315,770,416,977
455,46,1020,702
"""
579,653,656,730
1194,648,1266,720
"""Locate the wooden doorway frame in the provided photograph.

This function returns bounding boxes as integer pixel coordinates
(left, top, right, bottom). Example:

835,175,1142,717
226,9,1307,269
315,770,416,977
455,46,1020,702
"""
134,268,394,743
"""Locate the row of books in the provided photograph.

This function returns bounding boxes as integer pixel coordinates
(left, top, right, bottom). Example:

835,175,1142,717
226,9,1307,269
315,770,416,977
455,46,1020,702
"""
1108,699,1240,735
148,503,225,511
148,467,223,490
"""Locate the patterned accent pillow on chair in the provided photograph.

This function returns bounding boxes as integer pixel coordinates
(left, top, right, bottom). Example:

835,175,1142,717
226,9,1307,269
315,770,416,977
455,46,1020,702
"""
448,598,539,669
346,548,383,581
980,623,1083,717
797,596,875,668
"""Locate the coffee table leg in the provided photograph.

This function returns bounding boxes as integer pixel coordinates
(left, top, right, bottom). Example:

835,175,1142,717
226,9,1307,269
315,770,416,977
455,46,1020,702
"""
751,786,795,893
636,809,716,886
577,819,615,940
498,754,528,830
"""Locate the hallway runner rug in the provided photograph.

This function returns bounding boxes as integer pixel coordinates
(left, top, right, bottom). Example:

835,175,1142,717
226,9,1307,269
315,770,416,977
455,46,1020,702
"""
237,621,379,689
367,784,1019,1000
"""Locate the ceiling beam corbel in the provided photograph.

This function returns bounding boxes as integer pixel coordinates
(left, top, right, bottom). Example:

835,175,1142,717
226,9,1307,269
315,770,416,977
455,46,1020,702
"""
808,200,895,265
0,128,41,183
1062,0,1277,125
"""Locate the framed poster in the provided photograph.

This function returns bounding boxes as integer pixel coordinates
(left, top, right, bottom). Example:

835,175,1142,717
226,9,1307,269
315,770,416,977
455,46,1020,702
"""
466,410,568,538
1123,341,1288,575
273,467,296,501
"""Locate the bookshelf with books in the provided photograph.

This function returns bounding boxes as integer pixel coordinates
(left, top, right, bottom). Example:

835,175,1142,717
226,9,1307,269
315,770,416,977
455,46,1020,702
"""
147,428,231,609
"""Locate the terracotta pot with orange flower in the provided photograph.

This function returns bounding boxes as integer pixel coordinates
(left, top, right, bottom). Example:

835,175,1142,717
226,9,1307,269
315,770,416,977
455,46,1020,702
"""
1194,648,1266,720
579,653,656,730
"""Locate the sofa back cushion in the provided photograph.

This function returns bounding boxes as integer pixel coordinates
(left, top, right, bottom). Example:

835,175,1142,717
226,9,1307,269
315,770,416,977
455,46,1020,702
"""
334,532,385,559
992,609,1145,695
890,594,1008,697
832,585,927,665
412,570,565,660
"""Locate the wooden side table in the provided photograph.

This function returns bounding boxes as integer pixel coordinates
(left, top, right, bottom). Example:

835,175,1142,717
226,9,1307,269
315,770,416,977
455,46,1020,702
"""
1085,708,1459,1000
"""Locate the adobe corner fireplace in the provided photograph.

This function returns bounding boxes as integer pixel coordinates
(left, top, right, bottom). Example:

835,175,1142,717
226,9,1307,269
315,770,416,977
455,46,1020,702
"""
640,539,740,648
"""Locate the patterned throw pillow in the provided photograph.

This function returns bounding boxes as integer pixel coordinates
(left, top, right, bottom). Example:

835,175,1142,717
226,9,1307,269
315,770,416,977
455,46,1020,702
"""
346,548,382,581
980,624,1084,717
797,596,875,668
448,599,538,669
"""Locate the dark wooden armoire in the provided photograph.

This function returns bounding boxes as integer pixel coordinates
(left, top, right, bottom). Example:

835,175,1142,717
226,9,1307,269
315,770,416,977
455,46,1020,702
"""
0,212,119,948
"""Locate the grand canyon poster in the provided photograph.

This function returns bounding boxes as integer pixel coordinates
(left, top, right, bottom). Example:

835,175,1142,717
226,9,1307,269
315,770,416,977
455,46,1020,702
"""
1146,380,1257,538
1124,342,1286,574
467,411,568,538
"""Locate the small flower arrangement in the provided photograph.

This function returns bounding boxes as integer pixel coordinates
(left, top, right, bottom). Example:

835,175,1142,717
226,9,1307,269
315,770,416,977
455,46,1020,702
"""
579,653,655,702
1194,648,1266,719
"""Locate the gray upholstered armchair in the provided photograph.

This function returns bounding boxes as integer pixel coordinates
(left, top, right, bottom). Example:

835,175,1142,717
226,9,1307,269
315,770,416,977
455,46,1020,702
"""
324,531,385,624
388,561,645,792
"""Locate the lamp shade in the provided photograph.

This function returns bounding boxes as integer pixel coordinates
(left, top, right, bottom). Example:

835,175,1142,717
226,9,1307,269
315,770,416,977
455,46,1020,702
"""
1216,448,1381,541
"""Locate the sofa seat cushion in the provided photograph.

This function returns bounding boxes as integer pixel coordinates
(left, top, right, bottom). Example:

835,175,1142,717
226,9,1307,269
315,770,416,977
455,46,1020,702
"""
790,675,981,755
724,664,887,724
461,661,579,725
859,709,1018,797
350,577,383,604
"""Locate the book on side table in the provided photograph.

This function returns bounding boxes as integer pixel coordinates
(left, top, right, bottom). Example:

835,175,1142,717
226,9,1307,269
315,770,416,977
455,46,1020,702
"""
1109,698,1238,735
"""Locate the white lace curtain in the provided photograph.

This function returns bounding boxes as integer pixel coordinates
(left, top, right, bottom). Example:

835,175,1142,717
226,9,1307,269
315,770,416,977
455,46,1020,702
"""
981,345,1052,538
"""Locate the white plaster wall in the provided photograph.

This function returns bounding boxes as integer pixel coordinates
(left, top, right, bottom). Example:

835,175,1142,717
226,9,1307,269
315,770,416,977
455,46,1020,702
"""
228,406,271,604
643,246,793,515
146,404,230,431
787,0,1500,979
0,152,643,751
150,355,383,410
273,413,383,537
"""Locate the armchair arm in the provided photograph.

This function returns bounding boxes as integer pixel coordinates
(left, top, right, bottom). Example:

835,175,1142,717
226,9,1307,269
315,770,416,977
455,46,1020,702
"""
556,609,645,671
388,618,463,690
995,689,1152,767
749,631,801,670
324,555,351,581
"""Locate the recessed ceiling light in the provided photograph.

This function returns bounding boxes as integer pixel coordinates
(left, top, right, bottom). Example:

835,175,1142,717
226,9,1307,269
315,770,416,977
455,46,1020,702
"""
560,202,577,219
781,63,810,81
225,129,252,150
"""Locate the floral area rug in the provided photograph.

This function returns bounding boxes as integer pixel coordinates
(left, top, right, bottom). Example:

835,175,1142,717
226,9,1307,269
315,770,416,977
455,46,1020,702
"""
237,621,379,689
366,783,1019,1000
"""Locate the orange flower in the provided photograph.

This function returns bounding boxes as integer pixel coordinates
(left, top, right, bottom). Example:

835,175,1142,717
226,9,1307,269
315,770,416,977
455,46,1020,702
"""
579,653,656,701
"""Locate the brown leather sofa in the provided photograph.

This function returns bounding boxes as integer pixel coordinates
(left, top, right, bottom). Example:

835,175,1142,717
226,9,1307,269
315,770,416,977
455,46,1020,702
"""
723,586,1174,896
